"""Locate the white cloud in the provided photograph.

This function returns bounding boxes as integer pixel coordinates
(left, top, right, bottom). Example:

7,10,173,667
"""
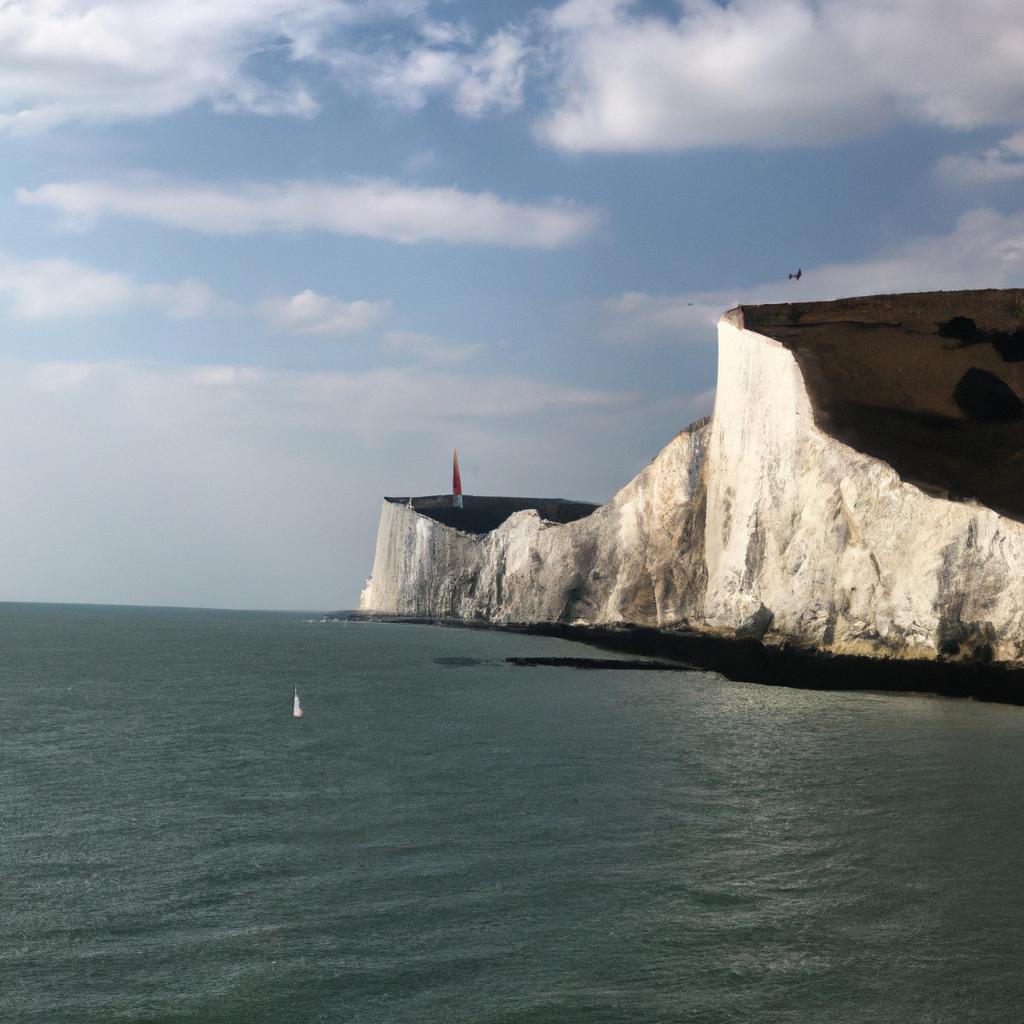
740,208,1024,298
0,254,134,318
535,0,1024,152
142,279,221,319
0,0,332,131
453,29,527,117
403,148,441,176
274,364,628,424
936,131,1024,187
260,290,389,336
382,329,482,363
331,24,527,117
18,177,600,248
600,207,1024,343
0,0,531,132
0,252,218,320
0,0,449,132
26,360,99,391
342,47,462,111
0,251,476,358
599,291,717,344
419,19,473,48
6,0,1024,151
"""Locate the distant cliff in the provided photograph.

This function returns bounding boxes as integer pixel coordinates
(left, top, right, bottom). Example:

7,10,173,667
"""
361,289,1024,671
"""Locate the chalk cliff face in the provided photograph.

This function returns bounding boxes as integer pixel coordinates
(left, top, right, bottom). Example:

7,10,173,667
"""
360,427,709,626
361,289,1024,666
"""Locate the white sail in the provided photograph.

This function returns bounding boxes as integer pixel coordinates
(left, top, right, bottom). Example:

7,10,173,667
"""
292,687,304,718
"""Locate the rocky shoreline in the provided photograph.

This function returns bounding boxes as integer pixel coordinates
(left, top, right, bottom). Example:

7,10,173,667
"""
334,613,1024,705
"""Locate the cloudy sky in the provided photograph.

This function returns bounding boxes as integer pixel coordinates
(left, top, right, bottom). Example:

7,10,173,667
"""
4,0,1024,609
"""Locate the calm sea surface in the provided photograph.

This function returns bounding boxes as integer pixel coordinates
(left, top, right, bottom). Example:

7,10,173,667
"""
4,603,1024,1023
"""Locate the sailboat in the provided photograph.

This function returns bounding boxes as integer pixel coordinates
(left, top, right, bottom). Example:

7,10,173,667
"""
292,687,304,718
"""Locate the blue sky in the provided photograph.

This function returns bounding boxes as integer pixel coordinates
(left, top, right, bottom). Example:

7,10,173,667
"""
3,0,1024,609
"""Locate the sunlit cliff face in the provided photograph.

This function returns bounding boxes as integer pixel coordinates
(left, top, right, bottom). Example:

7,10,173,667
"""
738,289,1024,521
364,290,1024,671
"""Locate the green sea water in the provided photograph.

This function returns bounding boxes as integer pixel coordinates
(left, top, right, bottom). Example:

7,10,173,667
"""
3,602,1024,1023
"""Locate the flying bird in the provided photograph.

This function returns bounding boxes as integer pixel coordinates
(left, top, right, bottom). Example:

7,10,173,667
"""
788,268,802,281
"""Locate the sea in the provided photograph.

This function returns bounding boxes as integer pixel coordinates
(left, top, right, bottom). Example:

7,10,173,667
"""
4,602,1024,1023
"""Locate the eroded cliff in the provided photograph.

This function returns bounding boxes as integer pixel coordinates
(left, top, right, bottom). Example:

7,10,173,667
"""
361,424,709,625
361,289,1024,669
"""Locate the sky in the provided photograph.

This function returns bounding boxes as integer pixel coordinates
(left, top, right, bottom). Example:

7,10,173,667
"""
4,0,1024,610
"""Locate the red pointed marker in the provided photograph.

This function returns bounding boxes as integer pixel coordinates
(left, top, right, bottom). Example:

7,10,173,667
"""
453,449,463,508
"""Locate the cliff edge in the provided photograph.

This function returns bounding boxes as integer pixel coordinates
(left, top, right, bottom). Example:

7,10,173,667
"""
361,289,1024,674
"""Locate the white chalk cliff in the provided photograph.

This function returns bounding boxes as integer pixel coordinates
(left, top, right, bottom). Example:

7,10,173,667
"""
361,290,1024,666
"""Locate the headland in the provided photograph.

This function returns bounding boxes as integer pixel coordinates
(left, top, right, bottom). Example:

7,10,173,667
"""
360,289,1024,702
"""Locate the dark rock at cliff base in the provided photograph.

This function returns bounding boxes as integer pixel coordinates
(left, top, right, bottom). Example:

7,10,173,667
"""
506,656,690,671
509,622,1024,705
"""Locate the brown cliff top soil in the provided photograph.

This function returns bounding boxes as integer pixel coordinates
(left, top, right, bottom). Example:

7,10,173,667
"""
731,289,1024,519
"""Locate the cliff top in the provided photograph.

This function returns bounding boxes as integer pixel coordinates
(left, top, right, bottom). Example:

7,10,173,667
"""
729,288,1024,338
385,494,598,535
726,288,1024,519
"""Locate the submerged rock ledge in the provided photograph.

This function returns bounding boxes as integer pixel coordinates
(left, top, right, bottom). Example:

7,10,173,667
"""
342,614,1024,705
360,289,1024,700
